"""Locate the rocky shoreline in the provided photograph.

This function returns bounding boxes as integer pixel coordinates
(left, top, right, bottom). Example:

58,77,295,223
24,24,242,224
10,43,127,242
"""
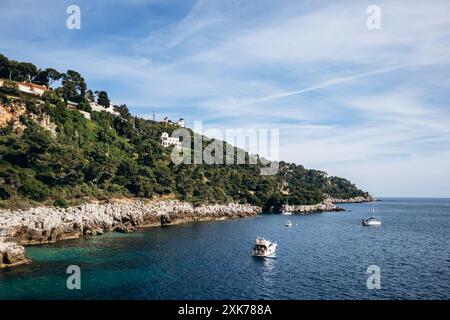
328,195,375,204
279,196,373,214
0,240,28,268
281,198,344,214
0,199,260,268
0,196,373,268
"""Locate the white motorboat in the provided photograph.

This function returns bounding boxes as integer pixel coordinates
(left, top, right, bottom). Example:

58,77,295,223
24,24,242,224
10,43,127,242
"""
282,211,292,215
251,236,277,258
362,217,381,226
284,220,293,227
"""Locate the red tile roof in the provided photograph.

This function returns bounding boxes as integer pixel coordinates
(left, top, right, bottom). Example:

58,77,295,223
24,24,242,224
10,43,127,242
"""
18,82,47,91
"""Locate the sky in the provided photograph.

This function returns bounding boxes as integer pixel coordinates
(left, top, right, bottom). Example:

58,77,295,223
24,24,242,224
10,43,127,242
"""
1,0,450,197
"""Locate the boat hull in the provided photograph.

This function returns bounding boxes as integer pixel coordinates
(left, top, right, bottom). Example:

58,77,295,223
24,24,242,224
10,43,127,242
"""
251,245,277,258
362,220,381,226
252,253,277,259
252,250,277,258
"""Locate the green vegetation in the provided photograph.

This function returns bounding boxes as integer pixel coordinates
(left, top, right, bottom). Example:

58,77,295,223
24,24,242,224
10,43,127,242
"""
95,90,110,108
0,53,370,209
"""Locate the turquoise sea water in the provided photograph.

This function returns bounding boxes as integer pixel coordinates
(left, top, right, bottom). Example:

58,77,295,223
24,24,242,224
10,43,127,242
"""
0,198,449,299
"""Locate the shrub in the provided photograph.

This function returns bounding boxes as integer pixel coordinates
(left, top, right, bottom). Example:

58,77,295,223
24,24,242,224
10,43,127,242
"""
78,100,92,112
42,90,62,105
0,92,10,104
0,186,11,200
25,98,40,114
0,80,20,96
53,198,68,208
18,172,49,201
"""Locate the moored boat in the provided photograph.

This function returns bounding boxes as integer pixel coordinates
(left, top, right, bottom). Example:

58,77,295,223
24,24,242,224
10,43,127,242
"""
362,217,381,226
362,204,382,226
251,236,277,258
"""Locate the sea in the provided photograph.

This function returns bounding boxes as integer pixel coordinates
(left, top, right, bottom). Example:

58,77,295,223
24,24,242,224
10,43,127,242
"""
0,198,449,299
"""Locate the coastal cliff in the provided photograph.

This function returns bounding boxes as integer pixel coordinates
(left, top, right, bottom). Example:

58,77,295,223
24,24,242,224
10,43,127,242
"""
0,200,260,267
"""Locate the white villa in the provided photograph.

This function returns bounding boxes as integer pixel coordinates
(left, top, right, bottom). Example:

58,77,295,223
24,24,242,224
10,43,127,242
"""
0,80,47,96
89,101,119,116
17,82,47,96
160,132,181,148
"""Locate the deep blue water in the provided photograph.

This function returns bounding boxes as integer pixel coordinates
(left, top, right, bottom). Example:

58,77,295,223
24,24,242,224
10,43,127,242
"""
0,198,449,300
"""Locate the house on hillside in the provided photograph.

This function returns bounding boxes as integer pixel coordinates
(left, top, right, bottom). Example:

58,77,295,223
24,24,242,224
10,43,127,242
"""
0,80,47,96
89,101,119,115
17,82,47,96
160,132,181,148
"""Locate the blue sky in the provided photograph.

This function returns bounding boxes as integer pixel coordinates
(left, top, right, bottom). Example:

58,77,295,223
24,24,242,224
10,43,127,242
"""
1,0,450,197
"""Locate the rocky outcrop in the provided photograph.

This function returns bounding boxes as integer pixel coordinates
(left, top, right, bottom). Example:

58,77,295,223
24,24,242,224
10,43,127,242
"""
328,195,375,203
0,199,260,246
0,199,260,267
277,195,374,214
33,113,57,138
0,239,28,268
0,100,57,136
280,198,344,214
0,99,27,133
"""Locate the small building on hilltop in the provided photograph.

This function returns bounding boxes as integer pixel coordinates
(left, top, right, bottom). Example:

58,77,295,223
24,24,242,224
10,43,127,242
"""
90,101,119,116
161,116,185,128
160,132,181,148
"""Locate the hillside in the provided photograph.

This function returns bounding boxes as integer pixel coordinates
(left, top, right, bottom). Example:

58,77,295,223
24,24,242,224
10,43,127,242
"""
0,53,371,210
